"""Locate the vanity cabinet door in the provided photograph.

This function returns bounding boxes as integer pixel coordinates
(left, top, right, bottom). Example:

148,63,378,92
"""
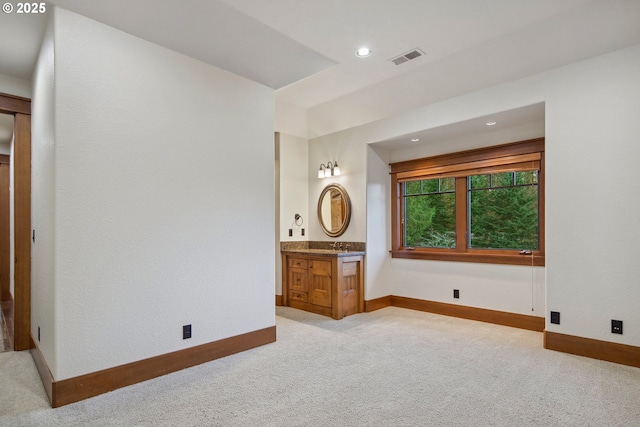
309,259,332,308
289,268,308,292
288,258,309,302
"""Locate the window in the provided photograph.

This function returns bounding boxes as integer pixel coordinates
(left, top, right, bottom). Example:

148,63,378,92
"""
391,138,544,266
403,178,455,248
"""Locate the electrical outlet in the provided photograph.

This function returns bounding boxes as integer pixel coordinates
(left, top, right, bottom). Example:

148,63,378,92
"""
550,311,560,325
301,228,305,236
183,324,192,339
611,320,623,334
288,229,293,237
453,289,459,299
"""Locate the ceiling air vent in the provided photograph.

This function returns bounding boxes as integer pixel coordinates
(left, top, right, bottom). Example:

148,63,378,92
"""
390,48,425,66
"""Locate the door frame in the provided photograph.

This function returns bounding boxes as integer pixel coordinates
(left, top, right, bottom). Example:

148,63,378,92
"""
0,92,31,351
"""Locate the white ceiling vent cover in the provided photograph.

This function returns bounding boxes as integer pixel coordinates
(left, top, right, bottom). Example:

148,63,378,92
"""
390,48,425,65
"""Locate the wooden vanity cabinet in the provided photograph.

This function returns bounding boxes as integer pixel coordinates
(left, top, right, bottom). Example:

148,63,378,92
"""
282,252,364,320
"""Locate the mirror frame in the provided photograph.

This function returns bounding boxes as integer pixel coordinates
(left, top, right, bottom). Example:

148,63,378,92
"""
317,183,352,237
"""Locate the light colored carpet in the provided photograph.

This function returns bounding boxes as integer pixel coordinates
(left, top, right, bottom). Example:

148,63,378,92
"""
1,306,639,426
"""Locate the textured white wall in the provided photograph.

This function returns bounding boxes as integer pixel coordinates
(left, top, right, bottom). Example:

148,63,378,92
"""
279,134,309,243
543,45,640,344
365,146,391,300
308,133,367,243
0,73,31,99
276,133,308,295
310,43,640,346
391,259,545,316
275,101,308,139
31,15,57,374
36,8,275,380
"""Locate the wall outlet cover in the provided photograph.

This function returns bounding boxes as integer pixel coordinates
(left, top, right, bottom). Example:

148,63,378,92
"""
611,319,623,334
453,289,459,299
550,311,560,324
183,324,192,339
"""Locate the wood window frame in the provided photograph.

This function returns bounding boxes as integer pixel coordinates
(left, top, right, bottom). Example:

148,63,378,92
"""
390,138,545,266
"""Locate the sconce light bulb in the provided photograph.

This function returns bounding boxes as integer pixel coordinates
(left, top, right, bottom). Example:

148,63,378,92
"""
333,164,341,176
318,165,325,179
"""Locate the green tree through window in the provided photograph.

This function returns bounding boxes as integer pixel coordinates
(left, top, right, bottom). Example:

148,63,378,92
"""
469,171,538,250
403,178,455,248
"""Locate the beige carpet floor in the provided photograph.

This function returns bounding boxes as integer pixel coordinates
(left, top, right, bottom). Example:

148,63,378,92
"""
1,306,639,426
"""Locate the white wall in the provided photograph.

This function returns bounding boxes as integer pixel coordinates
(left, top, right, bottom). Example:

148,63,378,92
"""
391,259,545,316
365,146,391,300
32,8,275,381
31,15,56,372
309,132,367,243
310,43,640,347
275,101,308,139
279,134,309,243
543,45,640,345
0,73,31,99
276,132,308,295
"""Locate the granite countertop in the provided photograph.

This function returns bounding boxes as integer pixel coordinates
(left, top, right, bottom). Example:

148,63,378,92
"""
281,248,365,257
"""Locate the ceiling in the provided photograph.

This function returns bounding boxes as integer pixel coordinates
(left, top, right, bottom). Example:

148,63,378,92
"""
1,0,640,146
371,103,545,152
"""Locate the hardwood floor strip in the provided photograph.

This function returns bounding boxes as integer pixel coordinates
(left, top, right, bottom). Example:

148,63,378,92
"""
364,296,392,312
544,331,640,368
50,326,276,407
391,296,545,332
0,299,13,352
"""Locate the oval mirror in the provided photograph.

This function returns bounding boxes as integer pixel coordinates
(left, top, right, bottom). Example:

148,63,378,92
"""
317,183,351,237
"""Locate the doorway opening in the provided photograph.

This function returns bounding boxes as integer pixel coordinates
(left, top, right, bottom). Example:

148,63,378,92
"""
0,113,13,352
0,93,31,352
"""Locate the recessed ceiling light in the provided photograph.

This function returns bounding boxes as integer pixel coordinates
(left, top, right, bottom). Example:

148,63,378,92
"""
355,47,372,58
486,121,497,126
411,138,420,142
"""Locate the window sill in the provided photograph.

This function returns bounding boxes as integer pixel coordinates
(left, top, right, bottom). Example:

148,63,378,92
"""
391,249,545,266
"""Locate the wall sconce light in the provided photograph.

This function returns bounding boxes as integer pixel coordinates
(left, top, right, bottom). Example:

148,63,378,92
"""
318,161,341,179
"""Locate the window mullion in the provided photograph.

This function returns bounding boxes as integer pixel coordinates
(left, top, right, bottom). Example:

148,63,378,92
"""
455,177,467,252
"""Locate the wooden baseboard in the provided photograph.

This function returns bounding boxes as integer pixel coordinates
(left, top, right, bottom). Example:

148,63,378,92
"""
30,334,54,404
544,331,640,368
364,296,392,312
275,294,283,306
390,296,545,332
43,326,276,407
